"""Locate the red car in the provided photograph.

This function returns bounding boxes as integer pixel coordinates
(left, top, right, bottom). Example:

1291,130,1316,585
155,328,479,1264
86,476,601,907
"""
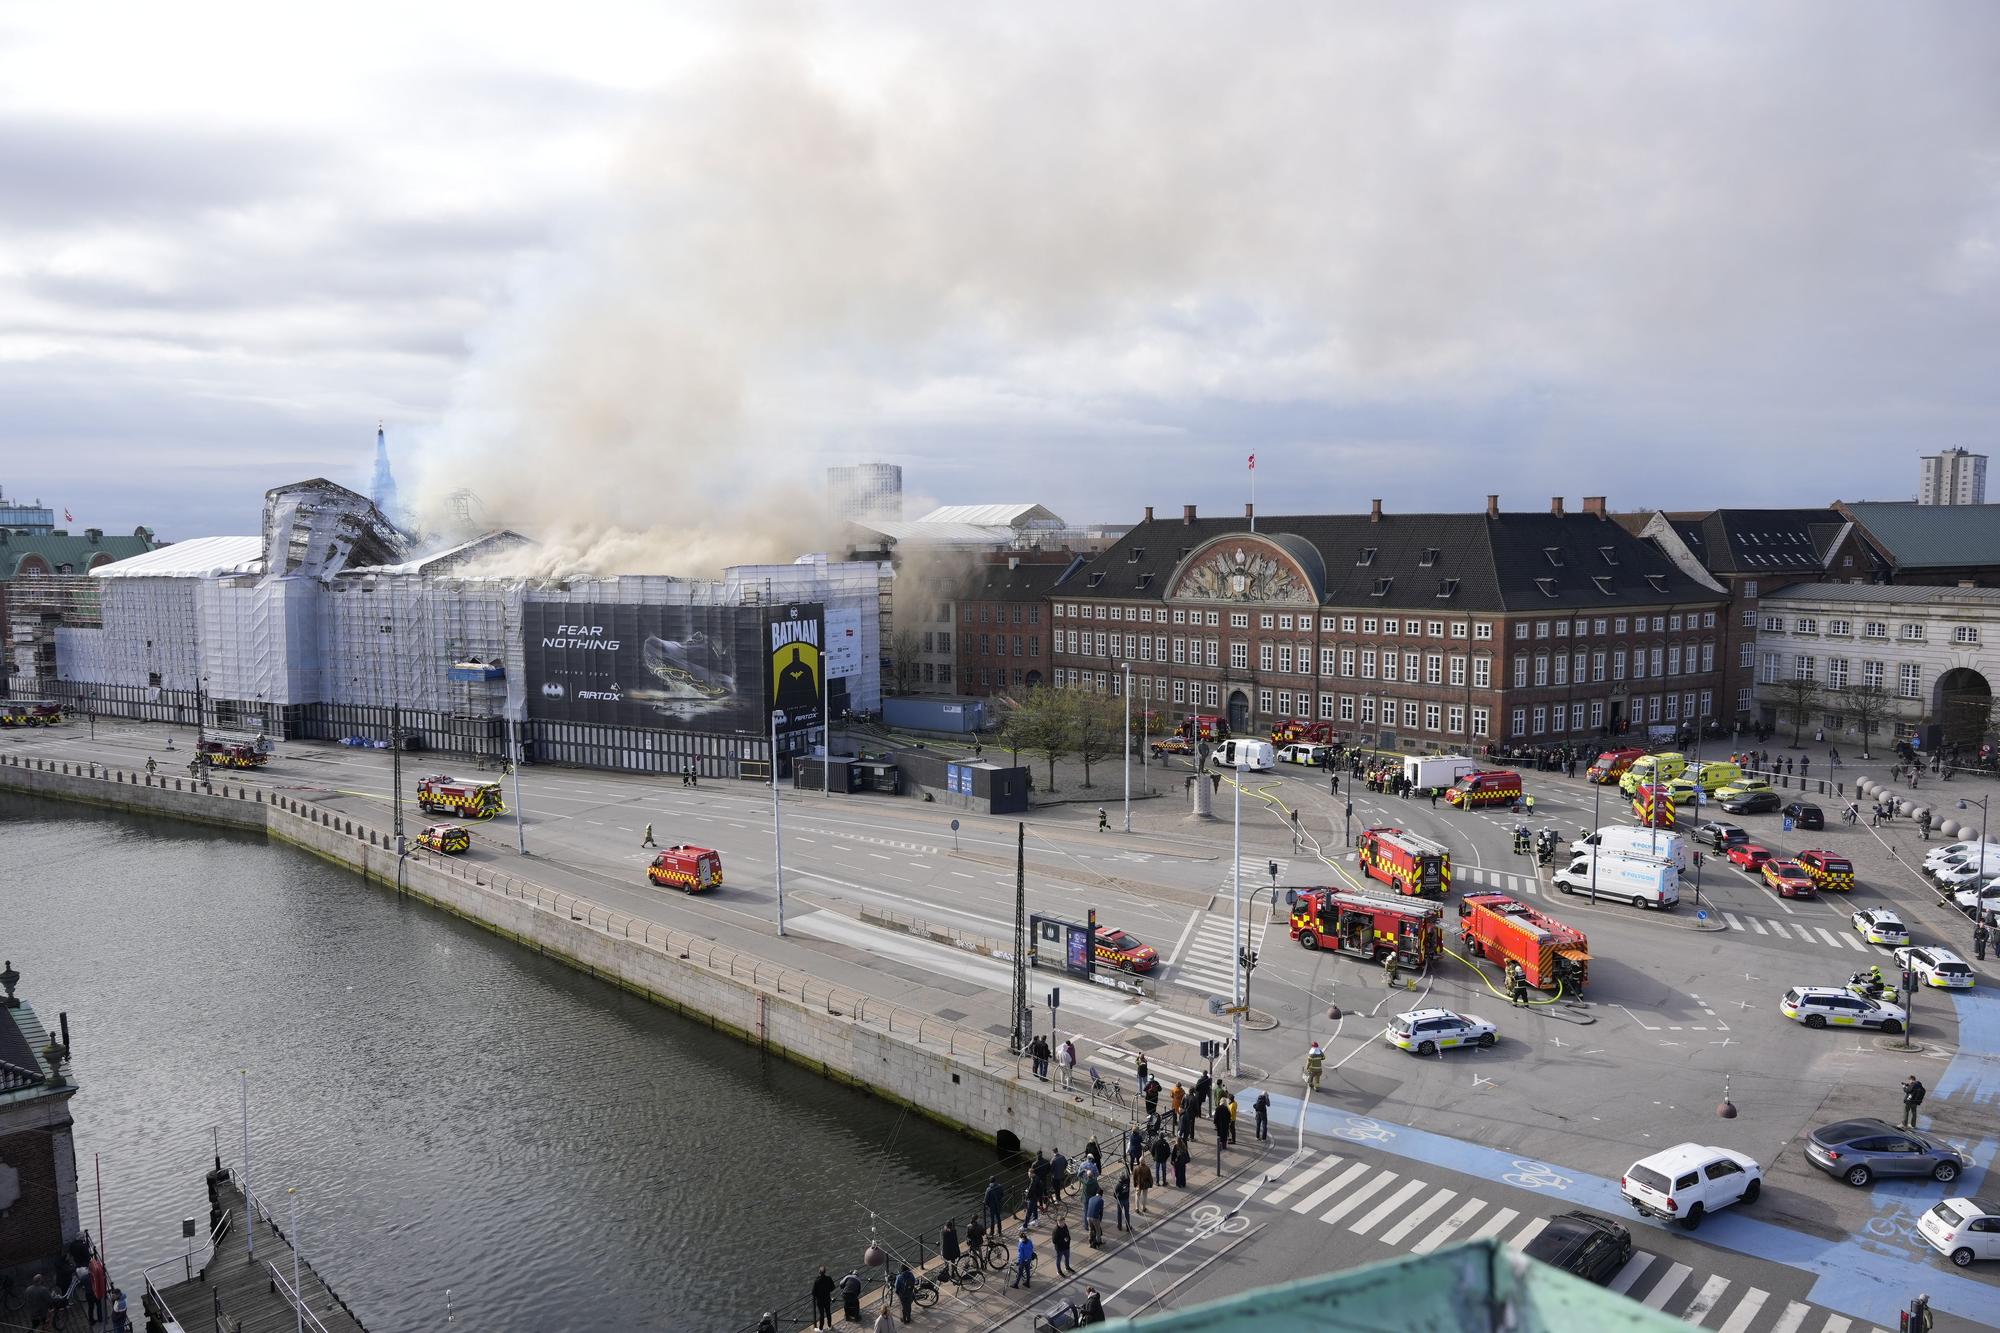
1727,843,1774,872
1761,859,1817,899
1095,928,1159,973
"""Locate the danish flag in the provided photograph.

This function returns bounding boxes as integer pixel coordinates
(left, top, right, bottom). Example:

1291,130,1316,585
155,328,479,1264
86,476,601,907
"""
1247,454,1256,471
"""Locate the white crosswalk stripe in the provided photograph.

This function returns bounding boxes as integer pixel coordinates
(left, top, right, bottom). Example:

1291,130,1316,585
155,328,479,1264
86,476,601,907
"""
1293,1161,1370,1215
1349,1178,1428,1235
1469,1207,1518,1241
1506,1217,1549,1252
1642,1263,1693,1311
1316,1168,1397,1225
1132,1006,1233,1047
1722,912,1882,953
1264,1153,1341,1205
1716,1289,1770,1333
1410,1197,1485,1254
1766,1303,1811,1333
1377,1187,1455,1246
1681,1273,1732,1323
1817,1317,1851,1333
1607,1251,1656,1295
1171,905,1271,997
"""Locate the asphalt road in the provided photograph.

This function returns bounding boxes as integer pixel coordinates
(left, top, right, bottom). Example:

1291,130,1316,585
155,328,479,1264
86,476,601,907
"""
12,720,1997,1331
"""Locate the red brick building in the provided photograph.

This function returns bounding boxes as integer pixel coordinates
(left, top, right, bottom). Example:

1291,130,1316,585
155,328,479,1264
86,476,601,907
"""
1048,498,1727,749
954,551,1083,696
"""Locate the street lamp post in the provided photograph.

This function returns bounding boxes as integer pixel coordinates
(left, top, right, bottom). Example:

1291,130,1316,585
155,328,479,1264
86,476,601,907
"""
772,709,788,937
1959,796,1989,906
1587,774,1602,905
1122,663,1132,833
1230,759,1244,1076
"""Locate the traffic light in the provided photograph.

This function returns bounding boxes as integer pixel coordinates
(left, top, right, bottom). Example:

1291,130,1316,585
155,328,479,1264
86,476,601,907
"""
1239,947,1260,971
1902,969,1919,995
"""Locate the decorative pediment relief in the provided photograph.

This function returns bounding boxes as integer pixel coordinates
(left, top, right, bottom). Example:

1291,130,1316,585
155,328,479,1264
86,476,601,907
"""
1171,542,1314,605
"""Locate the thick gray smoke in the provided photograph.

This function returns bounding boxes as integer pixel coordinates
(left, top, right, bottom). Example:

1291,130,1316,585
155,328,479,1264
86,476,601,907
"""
411,1,2000,566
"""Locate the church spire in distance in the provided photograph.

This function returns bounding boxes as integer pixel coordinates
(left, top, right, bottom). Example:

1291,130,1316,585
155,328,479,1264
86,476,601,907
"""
370,421,401,519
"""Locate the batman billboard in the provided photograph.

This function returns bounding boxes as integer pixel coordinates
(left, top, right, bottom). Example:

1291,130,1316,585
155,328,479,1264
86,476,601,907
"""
524,602,766,731
766,602,824,738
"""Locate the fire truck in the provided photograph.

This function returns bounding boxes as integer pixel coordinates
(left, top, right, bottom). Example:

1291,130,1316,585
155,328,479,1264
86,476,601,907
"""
1444,769,1523,809
1287,887,1444,968
1270,719,1336,746
647,845,723,893
1631,783,1677,829
1357,826,1452,896
197,738,267,769
0,699,63,727
417,774,506,819
1457,892,1590,992
1586,748,1645,785
1181,714,1227,742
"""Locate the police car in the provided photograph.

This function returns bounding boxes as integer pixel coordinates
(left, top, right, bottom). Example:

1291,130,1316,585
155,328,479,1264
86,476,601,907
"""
1780,986,1907,1032
1895,945,1977,990
1276,743,1331,766
1384,1008,1497,1056
1850,908,1909,947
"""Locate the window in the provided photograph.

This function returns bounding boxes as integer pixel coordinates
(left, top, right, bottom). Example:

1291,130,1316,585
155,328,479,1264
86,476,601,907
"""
1474,622,1493,640
1536,620,1551,637
1230,612,1250,629
1515,622,1530,640
1231,642,1249,669
1360,698,1376,724
1590,700,1604,728
1278,614,1293,630
1013,634,1025,657
1383,652,1399,681
1669,614,1683,631
1555,619,1569,638
1592,650,1606,682
1258,688,1274,714
1362,617,1378,634
1593,618,1606,635
1452,621,1469,639
980,634,991,655
1447,704,1465,733
1404,651,1420,681
1534,654,1550,687
1361,649,1377,679
1204,682,1219,707
1339,695,1355,722
1173,609,1186,625
1794,654,1817,682
1743,580,1759,599
1793,617,1818,635
1864,621,1887,639
1205,639,1219,667
1701,642,1714,672
1664,694,1679,721
1397,701,1415,728
1543,547,1565,567
1739,643,1753,668
1341,616,1356,632
1667,644,1681,675
1900,623,1925,641
1759,652,1780,684
1296,642,1311,673
1955,625,1980,644
1405,619,1421,635
1531,706,1546,734
1258,643,1274,671
1828,658,1849,688
1571,702,1585,730
1548,704,1565,732
1613,617,1628,634
1737,688,1752,713
1321,647,1337,676
1449,655,1466,687
1863,660,1884,688
1319,692,1336,721
1899,663,1921,699
1340,647,1355,677
1156,635,1167,660
1650,647,1664,676
1427,620,1444,637
1472,658,1491,689
1381,609,1397,627
1205,612,1219,627
1827,619,1849,636
1553,654,1568,686
1514,657,1529,688
1703,612,1715,628
1425,703,1442,731
1418,547,1439,567
1259,613,1274,630
1472,706,1490,737
1357,547,1378,566
1108,607,1121,622
1173,679,1186,703
1172,637,1186,664
1138,634,1151,661
1322,617,1338,632
1648,695,1662,723
1632,648,1647,680
1699,691,1712,718
1742,610,1755,628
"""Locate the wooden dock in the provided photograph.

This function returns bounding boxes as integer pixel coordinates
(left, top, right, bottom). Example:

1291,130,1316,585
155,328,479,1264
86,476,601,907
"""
148,1176,369,1333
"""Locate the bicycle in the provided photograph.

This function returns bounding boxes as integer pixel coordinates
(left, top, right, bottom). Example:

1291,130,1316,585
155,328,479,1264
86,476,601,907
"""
911,1275,941,1311
1087,1066,1124,1106
980,1233,1010,1271
937,1256,983,1291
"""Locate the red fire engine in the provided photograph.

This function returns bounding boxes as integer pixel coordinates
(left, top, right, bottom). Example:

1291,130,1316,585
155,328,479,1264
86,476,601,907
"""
1444,769,1523,809
1287,888,1444,967
1181,713,1226,741
197,738,267,769
0,699,63,727
417,774,506,819
1357,826,1452,896
1270,719,1336,746
1631,783,1677,829
1457,892,1590,992
1586,748,1646,785
647,845,723,893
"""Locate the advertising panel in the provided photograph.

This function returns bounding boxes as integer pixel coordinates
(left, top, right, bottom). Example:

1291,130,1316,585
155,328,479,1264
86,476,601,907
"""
766,603,824,739
825,606,863,681
523,602,764,731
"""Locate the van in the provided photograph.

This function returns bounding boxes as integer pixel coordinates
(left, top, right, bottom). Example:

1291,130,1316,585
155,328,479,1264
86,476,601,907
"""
1619,753,1687,796
1553,850,1680,909
1570,826,1689,872
1684,760,1742,793
1208,738,1275,772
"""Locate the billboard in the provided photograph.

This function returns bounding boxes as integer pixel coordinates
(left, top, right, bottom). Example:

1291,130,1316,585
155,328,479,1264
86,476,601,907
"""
766,603,824,739
825,606,863,681
524,602,765,731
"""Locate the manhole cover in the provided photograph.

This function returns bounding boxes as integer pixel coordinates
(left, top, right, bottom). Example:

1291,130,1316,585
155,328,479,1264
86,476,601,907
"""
1126,1034,1168,1052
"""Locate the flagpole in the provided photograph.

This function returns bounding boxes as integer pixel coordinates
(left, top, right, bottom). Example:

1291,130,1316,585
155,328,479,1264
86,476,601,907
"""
1248,454,1256,532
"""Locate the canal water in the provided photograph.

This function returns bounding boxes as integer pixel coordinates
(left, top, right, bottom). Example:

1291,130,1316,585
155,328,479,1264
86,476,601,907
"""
2,792,994,1332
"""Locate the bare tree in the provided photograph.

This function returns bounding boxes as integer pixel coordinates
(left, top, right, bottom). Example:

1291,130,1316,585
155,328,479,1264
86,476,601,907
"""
886,625,923,696
1771,675,1823,747
1839,682,1893,759
1070,687,1126,789
1002,686,1071,792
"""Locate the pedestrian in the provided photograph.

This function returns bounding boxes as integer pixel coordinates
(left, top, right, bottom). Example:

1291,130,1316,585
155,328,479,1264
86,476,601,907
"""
1920,811,1932,841
894,1265,917,1323
1030,1034,1051,1081
1050,1149,1069,1201
812,1267,836,1329
1254,1089,1270,1140
1901,1074,1927,1129
1975,919,1990,961
841,1270,865,1323
1058,1037,1077,1089
874,1304,897,1333
1830,747,1841,767
983,1175,1006,1235
1085,1188,1106,1246
1170,1080,1185,1118
965,1214,987,1269
1115,1172,1132,1231
1507,959,1529,1008
21,1274,51,1333
1801,757,1810,778
1144,1076,1161,1118
1383,952,1402,988
1079,1286,1106,1325
1171,1136,1191,1188
1151,1133,1170,1179
1134,1054,1150,1088
1011,1234,1036,1289
1305,1040,1324,1092
1052,1216,1074,1275
1330,773,1339,796
641,822,656,847
1023,1173,1044,1229
109,1285,130,1333
759,1314,778,1333
1191,1071,1212,1117
1291,807,1303,849
1430,786,1439,807
1134,1157,1153,1213
87,1252,108,1326
1213,1099,1233,1150
1525,793,1536,815
1180,1099,1199,1143
939,1221,962,1282
1098,806,1109,832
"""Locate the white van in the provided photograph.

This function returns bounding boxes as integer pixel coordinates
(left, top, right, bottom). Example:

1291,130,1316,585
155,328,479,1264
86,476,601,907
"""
1208,738,1276,772
1571,825,1690,872
1553,850,1680,910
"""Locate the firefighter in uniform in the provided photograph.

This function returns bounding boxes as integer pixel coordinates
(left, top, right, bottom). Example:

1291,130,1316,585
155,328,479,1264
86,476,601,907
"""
1506,960,1529,1008
1382,950,1402,988
1513,825,1531,856
1304,1041,1325,1092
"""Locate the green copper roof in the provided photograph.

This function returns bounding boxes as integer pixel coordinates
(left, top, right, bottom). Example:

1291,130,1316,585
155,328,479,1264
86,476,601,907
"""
0,528,160,581
1108,1239,1685,1332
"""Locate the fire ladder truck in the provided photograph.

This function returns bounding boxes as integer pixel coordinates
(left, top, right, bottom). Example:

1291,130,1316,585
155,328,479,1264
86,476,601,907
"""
1357,826,1451,896
1457,892,1590,992
1287,888,1444,968
417,774,507,819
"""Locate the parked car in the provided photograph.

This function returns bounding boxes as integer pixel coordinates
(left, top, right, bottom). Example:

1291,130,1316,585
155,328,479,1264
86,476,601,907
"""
1781,802,1824,830
1726,843,1774,871
1721,789,1783,815
1715,778,1774,801
1918,1197,2000,1267
1850,908,1909,947
1931,857,1999,889
1276,742,1331,766
1384,1008,1498,1056
1805,1118,1967,1188
1925,841,2000,871
1780,986,1907,1033
1521,1212,1634,1284
1761,860,1817,899
1695,822,1749,851
1952,880,2000,917
1894,945,1976,990
1149,735,1195,758
1620,1143,1761,1230
1795,850,1855,892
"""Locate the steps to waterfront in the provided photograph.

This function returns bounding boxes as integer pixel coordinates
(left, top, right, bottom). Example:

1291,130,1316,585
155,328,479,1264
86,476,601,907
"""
150,1176,368,1333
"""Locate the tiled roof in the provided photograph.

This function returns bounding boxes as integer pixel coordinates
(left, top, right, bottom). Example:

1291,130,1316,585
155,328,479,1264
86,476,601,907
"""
0,999,54,1101
959,556,1085,603
1063,511,1716,611
0,529,161,581
1839,502,2000,570
1664,509,1842,575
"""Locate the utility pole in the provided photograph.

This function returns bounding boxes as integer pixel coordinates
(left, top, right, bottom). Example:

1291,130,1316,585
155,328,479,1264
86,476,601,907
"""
509,718,527,856
1011,822,1028,1056
1230,766,1243,1076
1122,662,1132,833
771,709,788,937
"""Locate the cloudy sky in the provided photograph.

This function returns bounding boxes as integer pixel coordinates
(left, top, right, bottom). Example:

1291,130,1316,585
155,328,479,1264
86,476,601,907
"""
4,1,1996,558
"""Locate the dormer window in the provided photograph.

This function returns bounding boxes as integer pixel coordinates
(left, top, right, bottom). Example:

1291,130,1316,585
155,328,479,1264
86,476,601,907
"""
1126,547,1144,563
1597,546,1618,566
1418,548,1439,568
1087,572,1104,587
1645,574,1668,592
1371,578,1393,597
1534,578,1559,598
1435,578,1459,599
1135,573,1154,589
1592,576,1617,596
1357,547,1378,567
1543,547,1564,567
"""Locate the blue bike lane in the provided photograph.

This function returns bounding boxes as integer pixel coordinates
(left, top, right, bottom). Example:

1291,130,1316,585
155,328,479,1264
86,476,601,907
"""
1256,986,2000,1328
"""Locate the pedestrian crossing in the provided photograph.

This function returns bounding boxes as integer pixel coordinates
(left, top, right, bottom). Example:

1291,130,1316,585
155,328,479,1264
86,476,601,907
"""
1077,1002,1235,1099
1716,912,1875,952
1219,855,1289,893
1251,1151,1892,1333
1453,864,1544,897
1171,903,1272,998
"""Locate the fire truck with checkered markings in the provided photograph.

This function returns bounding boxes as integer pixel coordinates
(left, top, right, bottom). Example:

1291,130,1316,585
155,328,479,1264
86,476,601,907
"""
1444,769,1522,809
1631,783,1677,829
648,845,723,893
1457,892,1589,992
1357,826,1451,897
417,774,506,819
1287,887,1444,968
